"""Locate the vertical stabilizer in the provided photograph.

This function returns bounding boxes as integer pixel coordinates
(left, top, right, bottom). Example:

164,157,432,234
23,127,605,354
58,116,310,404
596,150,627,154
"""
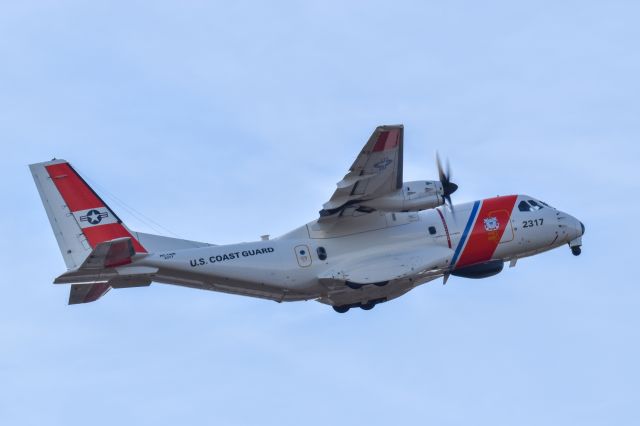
30,159,147,271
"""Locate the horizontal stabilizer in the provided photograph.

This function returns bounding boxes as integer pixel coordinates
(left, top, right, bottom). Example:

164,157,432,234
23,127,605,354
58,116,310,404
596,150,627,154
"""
69,283,111,305
54,238,156,304
81,237,135,269
55,264,158,285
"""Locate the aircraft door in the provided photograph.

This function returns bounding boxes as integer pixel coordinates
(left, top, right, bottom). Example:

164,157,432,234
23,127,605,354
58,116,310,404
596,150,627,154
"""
294,245,312,267
491,209,514,244
477,207,514,245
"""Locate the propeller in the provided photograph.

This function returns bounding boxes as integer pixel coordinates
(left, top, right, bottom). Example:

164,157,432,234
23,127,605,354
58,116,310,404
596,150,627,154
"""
436,153,458,213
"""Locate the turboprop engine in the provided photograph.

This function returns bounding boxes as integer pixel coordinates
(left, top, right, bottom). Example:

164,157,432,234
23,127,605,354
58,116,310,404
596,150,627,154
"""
360,180,444,212
360,154,459,213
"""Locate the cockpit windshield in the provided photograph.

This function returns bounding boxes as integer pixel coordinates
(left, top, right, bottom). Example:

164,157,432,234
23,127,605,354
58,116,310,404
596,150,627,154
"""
518,199,553,212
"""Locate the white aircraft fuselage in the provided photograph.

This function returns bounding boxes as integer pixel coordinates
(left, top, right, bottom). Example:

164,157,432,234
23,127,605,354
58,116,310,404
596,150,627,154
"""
30,125,584,312
135,195,584,311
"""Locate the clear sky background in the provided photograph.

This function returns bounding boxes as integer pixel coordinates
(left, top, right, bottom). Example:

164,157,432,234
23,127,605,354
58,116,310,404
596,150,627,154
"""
1,1,639,425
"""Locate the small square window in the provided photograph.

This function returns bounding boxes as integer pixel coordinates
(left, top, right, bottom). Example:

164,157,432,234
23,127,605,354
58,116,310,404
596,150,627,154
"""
316,246,327,261
428,226,437,235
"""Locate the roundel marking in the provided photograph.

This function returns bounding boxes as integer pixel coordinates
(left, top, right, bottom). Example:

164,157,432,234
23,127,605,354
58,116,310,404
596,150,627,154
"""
85,209,103,225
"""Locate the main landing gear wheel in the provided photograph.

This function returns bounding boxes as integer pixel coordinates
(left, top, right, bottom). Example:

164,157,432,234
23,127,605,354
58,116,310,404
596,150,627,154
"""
360,302,375,311
333,305,350,314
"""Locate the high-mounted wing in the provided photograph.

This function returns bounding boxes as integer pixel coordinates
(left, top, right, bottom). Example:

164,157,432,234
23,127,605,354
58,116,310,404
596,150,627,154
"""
320,125,403,219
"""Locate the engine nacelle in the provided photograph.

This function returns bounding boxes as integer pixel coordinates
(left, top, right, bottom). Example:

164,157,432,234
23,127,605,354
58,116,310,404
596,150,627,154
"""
361,180,444,212
451,260,504,279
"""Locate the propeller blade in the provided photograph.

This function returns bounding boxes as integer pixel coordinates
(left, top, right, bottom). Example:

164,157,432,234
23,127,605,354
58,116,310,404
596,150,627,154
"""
445,194,456,220
436,152,446,183
436,152,458,213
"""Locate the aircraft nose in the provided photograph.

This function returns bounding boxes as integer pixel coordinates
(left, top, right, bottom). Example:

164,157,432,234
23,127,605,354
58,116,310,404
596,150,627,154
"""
571,216,584,238
557,212,584,239
556,211,584,255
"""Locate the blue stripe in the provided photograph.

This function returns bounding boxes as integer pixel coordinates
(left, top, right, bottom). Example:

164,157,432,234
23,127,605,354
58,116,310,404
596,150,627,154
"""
450,200,481,268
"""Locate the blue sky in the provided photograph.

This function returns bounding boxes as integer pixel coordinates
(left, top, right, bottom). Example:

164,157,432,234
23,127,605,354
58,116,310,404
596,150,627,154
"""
1,1,639,425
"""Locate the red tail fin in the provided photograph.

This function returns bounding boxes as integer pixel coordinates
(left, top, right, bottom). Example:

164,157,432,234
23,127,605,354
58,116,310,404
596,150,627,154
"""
44,162,147,253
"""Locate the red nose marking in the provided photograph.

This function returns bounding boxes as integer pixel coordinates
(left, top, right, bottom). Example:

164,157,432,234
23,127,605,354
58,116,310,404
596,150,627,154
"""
455,195,517,268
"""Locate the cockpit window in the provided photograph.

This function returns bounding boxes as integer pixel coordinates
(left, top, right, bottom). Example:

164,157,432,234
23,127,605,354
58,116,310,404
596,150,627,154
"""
528,200,543,211
520,198,555,212
519,199,546,212
518,200,532,212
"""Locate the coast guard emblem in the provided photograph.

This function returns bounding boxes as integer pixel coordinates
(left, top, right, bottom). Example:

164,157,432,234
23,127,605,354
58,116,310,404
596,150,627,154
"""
484,217,500,232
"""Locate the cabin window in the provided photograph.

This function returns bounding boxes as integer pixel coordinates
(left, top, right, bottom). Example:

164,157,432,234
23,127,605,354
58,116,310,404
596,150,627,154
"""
316,246,327,261
428,226,437,235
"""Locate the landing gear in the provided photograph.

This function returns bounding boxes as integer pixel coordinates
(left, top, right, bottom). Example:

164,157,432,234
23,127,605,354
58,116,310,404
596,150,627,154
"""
332,298,387,313
332,303,373,313
345,280,388,289
569,237,583,257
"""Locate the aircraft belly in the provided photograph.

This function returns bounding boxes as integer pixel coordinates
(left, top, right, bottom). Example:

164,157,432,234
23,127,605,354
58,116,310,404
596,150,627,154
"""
320,275,440,306
139,243,324,302
153,274,314,302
